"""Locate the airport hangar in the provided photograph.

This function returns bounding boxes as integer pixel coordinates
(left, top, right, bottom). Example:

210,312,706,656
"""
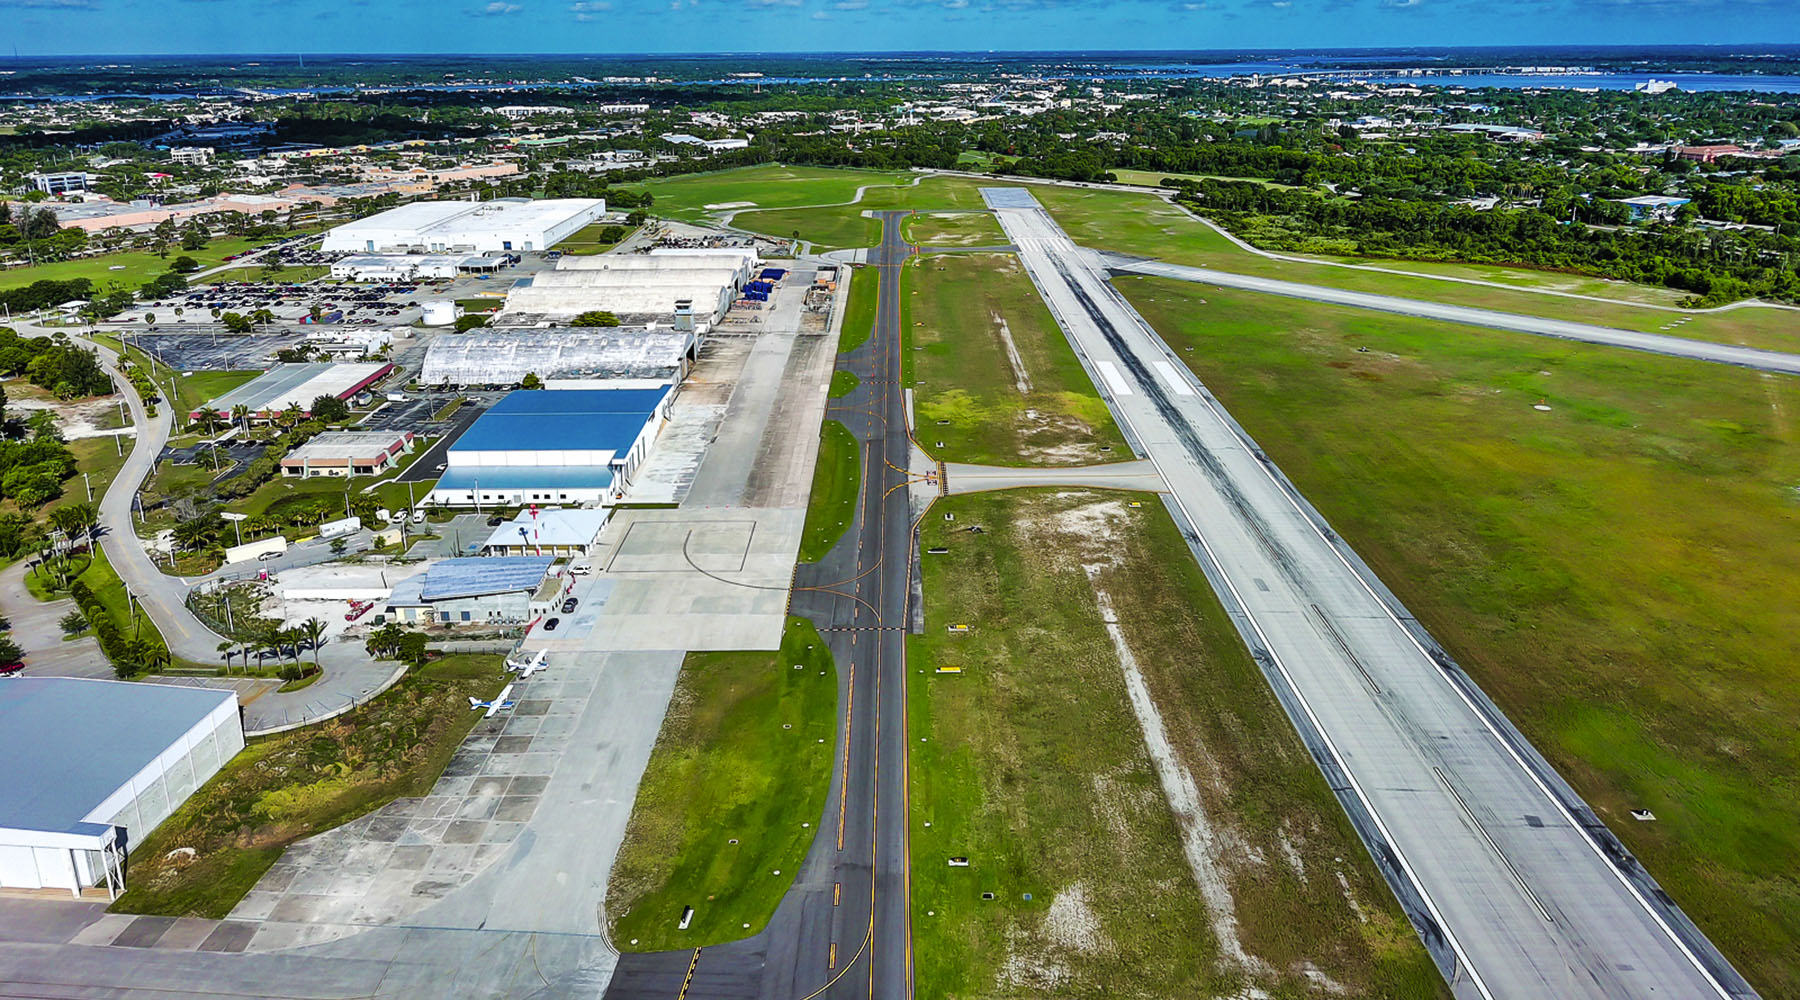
192,361,394,422
0,678,243,898
320,198,607,255
427,387,673,509
498,251,759,326
419,329,699,389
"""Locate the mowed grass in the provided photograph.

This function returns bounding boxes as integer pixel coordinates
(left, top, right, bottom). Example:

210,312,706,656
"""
902,211,1005,247
606,617,837,950
1124,276,1800,996
169,369,262,420
910,490,1444,999
736,174,1003,249
1029,185,1800,350
113,651,510,918
828,369,858,398
798,419,860,564
627,165,913,223
837,266,878,354
904,252,1126,465
0,236,276,293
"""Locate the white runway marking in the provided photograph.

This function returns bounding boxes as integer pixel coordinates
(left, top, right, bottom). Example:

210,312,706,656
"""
1095,360,1135,396
1154,361,1196,396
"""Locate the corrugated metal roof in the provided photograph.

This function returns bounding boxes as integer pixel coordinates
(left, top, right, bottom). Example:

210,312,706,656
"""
417,556,554,601
448,388,668,456
0,678,234,835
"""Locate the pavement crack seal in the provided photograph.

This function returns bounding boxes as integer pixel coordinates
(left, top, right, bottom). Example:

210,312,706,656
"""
1087,573,1268,977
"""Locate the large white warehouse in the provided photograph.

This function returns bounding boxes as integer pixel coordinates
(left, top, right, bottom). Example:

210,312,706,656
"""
0,678,243,898
321,198,607,255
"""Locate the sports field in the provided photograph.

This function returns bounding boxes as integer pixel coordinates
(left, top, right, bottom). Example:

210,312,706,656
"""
1125,276,1800,997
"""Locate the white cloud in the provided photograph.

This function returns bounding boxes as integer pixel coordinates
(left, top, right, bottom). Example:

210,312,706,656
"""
477,0,521,12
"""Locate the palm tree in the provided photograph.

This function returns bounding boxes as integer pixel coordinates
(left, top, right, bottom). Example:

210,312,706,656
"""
231,404,251,435
218,640,235,674
302,618,327,665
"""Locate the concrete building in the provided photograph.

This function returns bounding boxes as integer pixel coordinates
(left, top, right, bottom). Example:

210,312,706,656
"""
1675,145,1746,163
427,387,671,508
0,678,243,898
383,556,554,625
168,147,214,165
194,362,393,422
26,171,94,196
280,430,415,478
481,508,610,557
329,254,502,282
419,330,698,388
321,198,606,255
556,251,756,285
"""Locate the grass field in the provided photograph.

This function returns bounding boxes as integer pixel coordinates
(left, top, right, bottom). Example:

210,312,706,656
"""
606,618,837,949
1124,276,1800,997
626,165,914,223
903,252,1127,465
902,211,1006,247
828,369,858,398
837,267,878,354
1028,185,1800,348
909,490,1445,999
168,370,261,423
0,237,276,294
1108,168,1305,191
798,419,859,564
735,174,995,250
112,653,507,918
557,222,638,256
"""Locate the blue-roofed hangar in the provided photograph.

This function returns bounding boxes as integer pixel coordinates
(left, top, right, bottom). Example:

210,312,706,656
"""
428,387,672,509
0,678,243,898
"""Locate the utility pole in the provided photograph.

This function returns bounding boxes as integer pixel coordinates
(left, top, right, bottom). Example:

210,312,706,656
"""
83,473,92,503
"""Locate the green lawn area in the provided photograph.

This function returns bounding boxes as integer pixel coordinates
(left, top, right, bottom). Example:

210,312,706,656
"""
557,222,638,256
734,174,999,251
454,297,504,313
828,369,858,398
112,653,508,919
1124,276,1800,997
1108,168,1305,191
625,164,914,223
909,490,1444,999
0,236,275,295
798,419,859,564
904,252,1127,465
606,618,837,949
211,265,330,284
24,545,171,665
901,211,1006,247
837,267,878,354
53,435,130,515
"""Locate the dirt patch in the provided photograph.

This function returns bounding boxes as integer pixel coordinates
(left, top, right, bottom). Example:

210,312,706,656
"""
994,311,1032,394
1042,881,1108,956
8,394,132,440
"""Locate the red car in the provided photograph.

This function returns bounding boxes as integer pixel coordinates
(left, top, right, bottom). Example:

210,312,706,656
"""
345,599,374,622
0,661,23,677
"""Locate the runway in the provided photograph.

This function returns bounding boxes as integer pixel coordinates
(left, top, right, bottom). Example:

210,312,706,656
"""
985,187,1758,1000
1109,255,1800,376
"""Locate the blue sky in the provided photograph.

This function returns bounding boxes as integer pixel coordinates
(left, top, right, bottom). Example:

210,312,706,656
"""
1,0,1795,56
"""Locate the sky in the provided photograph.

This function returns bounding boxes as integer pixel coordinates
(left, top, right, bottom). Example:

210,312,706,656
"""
0,0,1797,57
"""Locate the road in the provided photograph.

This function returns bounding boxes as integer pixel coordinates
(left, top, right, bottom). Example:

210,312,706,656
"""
1110,256,1800,376
604,218,917,1000
984,187,1757,1000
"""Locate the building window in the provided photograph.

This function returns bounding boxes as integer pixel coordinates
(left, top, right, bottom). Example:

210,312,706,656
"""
440,612,452,623
461,611,471,622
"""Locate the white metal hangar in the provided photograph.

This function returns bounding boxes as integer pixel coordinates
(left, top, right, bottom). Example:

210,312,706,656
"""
320,198,607,255
556,251,757,285
499,266,740,325
419,330,699,388
0,678,243,898
427,387,672,508
329,254,502,282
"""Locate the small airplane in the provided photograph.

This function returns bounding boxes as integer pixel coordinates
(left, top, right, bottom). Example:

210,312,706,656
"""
506,649,548,679
469,683,517,718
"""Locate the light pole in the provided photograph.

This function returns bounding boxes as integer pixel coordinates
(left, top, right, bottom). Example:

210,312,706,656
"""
83,473,92,503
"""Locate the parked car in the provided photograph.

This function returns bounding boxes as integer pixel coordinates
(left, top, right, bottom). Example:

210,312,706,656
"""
543,618,560,632
0,660,23,677
487,515,506,526
561,598,578,614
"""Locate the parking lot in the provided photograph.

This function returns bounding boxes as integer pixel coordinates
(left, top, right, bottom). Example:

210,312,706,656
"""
127,333,309,370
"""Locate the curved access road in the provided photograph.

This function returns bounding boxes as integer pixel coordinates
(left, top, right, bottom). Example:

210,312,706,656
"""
1111,256,1800,376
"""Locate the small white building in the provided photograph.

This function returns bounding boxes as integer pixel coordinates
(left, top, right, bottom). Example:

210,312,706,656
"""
168,146,215,165
321,198,607,255
0,679,243,898
481,508,610,557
